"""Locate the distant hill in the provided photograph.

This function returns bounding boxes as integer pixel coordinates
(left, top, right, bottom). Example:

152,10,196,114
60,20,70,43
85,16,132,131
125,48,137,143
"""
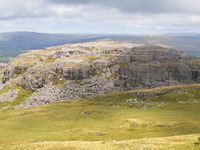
0,31,200,63
103,34,200,56
0,32,103,62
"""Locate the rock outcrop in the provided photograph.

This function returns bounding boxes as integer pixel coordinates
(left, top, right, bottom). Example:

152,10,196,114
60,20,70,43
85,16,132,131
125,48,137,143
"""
0,41,200,109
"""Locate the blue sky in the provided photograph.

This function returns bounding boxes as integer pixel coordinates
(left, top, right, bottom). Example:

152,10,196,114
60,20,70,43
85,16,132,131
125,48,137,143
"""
1,0,200,34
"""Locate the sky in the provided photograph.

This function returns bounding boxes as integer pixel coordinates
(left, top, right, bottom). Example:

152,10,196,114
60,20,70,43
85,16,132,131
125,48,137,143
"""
0,0,200,34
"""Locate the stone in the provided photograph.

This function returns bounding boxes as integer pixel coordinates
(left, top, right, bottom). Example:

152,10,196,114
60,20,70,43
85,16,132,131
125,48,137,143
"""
0,41,199,109
0,89,19,103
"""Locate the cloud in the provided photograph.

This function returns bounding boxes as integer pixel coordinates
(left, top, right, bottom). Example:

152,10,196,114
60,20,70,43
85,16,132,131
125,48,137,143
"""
0,0,54,19
0,0,200,33
1,0,200,20
47,0,91,5
46,0,200,14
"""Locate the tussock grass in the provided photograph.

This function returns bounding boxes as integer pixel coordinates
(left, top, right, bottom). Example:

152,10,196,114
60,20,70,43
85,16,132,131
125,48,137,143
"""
0,67,6,71
43,56,55,64
0,84,200,149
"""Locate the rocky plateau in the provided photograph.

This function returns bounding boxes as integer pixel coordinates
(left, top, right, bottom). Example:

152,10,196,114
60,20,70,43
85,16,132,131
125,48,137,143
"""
0,41,199,109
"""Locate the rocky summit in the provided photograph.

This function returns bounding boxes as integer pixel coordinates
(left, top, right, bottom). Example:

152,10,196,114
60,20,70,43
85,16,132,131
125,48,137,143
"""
0,41,199,109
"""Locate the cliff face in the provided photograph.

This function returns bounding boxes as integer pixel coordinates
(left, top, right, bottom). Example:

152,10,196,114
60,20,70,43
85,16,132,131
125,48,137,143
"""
0,42,200,109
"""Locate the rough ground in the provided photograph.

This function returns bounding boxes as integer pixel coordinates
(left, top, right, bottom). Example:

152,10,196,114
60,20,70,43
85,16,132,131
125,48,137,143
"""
1,84,200,149
0,41,199,109
0,134,199,150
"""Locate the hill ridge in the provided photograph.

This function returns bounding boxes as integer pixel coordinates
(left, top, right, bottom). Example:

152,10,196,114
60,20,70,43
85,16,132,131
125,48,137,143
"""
0,41,200,109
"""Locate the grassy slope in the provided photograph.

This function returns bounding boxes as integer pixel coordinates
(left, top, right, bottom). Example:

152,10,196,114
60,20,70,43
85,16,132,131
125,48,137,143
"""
1,85,200,149
0,84,34,108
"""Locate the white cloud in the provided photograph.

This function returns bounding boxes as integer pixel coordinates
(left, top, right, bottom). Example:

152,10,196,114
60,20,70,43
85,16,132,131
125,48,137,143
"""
0,0,200,34
0,0,53,19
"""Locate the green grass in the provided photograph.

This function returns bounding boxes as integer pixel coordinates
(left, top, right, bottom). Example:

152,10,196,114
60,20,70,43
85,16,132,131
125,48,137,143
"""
0,84,34,108
0,67,6,71
1,85,200,149
51,78,66,86
43,56,55,64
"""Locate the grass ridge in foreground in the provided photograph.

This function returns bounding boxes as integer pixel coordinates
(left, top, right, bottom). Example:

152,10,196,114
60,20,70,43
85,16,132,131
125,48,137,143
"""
1,84,200,149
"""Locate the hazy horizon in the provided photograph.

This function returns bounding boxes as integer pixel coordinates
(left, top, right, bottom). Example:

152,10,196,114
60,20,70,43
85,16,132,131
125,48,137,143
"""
1,31,200,36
